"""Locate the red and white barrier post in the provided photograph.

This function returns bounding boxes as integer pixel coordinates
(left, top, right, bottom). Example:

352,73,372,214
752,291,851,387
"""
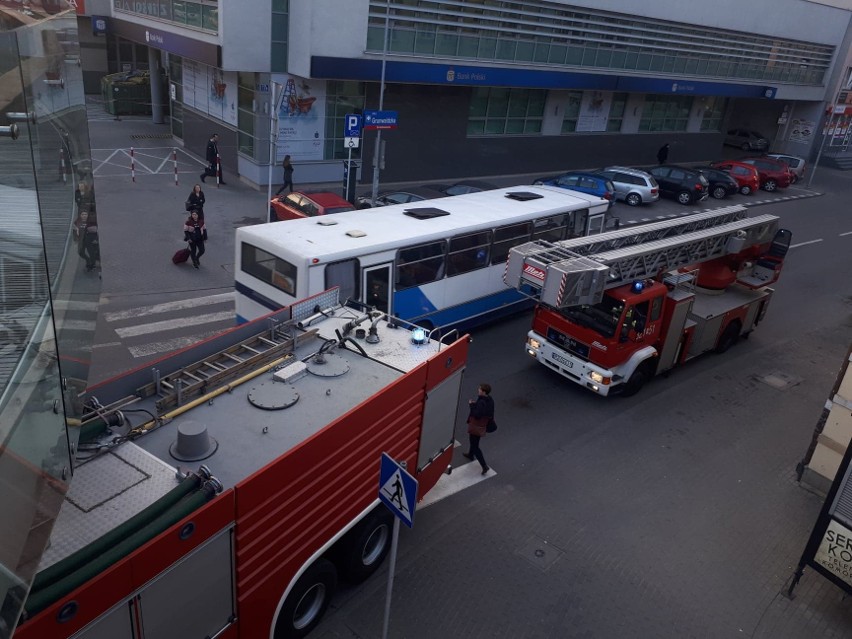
59,148,66,184
130,146,136,183
173,148,179,186
216,153,221,187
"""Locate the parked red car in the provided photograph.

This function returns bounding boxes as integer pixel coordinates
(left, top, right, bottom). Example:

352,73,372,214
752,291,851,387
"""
709,160,761,196
738,157,792,192
269,191,356,222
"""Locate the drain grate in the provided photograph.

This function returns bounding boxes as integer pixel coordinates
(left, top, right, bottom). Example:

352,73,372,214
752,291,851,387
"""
515,536,564,572
130,133,173,140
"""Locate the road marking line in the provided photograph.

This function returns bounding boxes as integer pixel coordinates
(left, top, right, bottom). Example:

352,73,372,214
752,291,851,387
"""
840,231,852,237
420,458,495,509
127,330,225,357
103,292,234,322
52,300,100,312
790,239,823,248
115,311,234,338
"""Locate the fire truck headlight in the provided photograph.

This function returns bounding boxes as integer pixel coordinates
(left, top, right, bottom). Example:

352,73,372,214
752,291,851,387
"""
528,337,541,350
589,371,611,385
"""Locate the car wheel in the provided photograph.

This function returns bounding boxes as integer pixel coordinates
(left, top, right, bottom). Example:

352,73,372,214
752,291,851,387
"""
625,193,642,207
763,179,777,192
711,186,727,200
740,185,752,196
676,190,693,205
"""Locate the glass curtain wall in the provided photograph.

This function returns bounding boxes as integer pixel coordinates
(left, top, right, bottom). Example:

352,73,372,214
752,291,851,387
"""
0,11,100,638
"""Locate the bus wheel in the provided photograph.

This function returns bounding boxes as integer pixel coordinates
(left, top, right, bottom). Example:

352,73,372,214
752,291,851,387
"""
715,320,741,354
275,559,337,639
338,507,393,583
621,361,653,397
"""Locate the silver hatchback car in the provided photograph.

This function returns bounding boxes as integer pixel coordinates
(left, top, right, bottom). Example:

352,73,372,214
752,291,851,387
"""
764,153,806,183
597,166,659,206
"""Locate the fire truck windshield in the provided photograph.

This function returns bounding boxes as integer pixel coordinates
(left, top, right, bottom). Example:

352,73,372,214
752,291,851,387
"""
559,294,624,338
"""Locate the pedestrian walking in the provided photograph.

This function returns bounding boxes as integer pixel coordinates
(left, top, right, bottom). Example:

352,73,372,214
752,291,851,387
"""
656,143,670,165
74,208,100,271
201,133,226,185
183,209,207,268
75,180,94,213
276,155,294,195
463,383,495,475
186,183,206,220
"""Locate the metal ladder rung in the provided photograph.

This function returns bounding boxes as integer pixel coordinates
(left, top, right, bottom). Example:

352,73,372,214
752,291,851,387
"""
183,371,204,383
202,361,226,372
241,345,262,355
160,381,174,390
224,353,244,363
257,336,278,347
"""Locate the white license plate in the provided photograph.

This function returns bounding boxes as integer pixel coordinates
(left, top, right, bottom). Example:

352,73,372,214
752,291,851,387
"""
551,352,573,368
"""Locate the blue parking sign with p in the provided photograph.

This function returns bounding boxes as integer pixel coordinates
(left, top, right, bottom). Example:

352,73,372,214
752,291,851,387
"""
345,114,362,138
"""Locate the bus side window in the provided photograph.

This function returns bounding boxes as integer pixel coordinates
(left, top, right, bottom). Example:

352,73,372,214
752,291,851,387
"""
491,222,531,265
396,241,446,289
531,213,569,242
448,230,491,276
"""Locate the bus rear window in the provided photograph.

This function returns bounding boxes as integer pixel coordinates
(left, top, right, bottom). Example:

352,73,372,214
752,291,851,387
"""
241,243,297,296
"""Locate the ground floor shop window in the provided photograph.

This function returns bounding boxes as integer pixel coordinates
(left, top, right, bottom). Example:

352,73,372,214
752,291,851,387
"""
638,95,693,132
324,81,366,160
467,87,545,135
700,96,727,132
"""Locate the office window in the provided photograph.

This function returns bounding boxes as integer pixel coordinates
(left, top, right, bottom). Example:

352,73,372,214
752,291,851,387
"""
700,96,727,132
467,87,545,136
639,95,693,132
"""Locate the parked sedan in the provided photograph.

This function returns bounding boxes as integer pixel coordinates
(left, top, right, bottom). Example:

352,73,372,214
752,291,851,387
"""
739,157,792,192
532,171,615,204
647,166,709,205
764,153,806,183
436,180,498,195
724,128,769,152
356,186,444,209
693,166,739,200
270,191,356,222
709,160,761,196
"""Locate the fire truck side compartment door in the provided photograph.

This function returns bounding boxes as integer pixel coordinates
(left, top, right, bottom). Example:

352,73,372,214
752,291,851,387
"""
657,289,694,373
417,366,464,473
71,601,135,639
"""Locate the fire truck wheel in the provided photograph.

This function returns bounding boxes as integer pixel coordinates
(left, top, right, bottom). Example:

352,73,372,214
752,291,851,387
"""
621,361,653,397
275,559,337,639
338,507,393,583
715,320,741,354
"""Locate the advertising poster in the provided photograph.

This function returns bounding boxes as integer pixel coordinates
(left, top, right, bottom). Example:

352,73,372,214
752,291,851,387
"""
272,74,326,162
181,60,237,127
814,519,852,587
789,118,814,145
576,91,612,132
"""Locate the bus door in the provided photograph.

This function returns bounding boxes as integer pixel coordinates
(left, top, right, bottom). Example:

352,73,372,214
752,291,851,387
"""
362,263,392,315
583,211,606,235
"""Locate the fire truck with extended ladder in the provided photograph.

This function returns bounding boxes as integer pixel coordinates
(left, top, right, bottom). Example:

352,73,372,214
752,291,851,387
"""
503,205,791,396
10,289,468,639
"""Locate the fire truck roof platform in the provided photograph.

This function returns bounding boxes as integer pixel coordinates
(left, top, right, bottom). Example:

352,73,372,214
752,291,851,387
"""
39,289,457,571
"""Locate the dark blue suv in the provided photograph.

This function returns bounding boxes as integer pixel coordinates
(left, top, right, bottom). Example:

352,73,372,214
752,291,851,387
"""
532,171,616,205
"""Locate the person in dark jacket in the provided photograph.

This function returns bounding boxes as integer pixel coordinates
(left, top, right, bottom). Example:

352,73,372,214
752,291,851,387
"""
201,133,226,184
183,209,206,268
186,183,206,219
276,155,294,195
463,383,495,475
657,143,670,165
74,209,99,271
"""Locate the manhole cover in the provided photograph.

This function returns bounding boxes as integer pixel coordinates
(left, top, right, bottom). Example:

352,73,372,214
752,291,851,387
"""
515,536,564,571
756,370,802,390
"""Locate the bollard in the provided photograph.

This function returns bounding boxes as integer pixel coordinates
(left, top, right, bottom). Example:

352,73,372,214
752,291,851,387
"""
130,146,135,183
173,148,179,186
59,148,67,184
216,154,221,188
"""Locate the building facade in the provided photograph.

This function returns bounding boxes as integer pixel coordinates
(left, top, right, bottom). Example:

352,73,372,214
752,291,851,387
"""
79,0,852,189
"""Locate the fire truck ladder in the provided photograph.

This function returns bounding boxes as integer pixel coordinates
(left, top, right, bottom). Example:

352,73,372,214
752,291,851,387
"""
136,320,318,412
505,210,780,309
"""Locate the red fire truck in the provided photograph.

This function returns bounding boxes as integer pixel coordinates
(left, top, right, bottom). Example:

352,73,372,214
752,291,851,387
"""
504,205,791,396
12,289,468,639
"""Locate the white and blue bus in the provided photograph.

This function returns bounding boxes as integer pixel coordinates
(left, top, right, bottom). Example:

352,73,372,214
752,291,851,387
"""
235,185,612,330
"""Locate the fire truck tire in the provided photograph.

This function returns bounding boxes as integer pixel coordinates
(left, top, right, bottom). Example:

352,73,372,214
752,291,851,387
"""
338,507,393,583
275,559,337,639
715,320,741,354
621,361,653,397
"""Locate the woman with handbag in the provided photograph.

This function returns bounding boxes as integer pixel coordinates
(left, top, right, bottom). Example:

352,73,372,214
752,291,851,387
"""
463,383,495,475
183,209,207,269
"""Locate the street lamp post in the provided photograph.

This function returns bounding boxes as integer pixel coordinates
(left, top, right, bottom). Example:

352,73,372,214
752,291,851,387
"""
266,82,282,221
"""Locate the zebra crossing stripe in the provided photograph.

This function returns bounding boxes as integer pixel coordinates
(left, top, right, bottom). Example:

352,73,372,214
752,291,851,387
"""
114,311,235,338
103,292,234,322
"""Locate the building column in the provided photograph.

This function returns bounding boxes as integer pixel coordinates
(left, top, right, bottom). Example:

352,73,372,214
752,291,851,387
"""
148,47,164,124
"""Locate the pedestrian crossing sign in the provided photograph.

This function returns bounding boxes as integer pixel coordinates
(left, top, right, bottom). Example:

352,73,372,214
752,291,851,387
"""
378,453,418,528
